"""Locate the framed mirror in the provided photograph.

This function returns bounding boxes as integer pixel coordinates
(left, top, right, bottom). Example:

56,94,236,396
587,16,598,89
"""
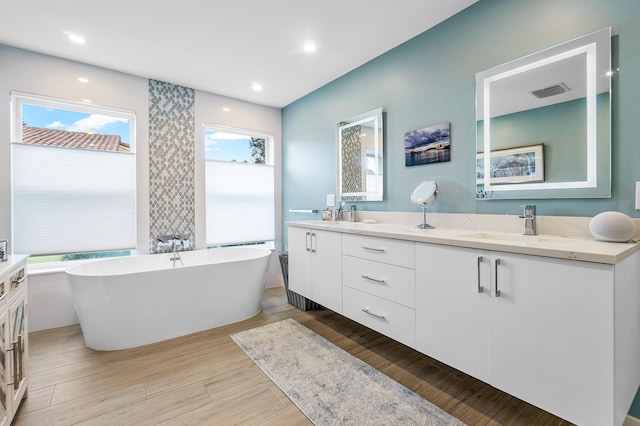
338,108,383,201
476,27,611,200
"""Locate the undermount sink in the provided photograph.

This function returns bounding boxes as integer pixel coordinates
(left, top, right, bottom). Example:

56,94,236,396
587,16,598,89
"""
460,232,580,246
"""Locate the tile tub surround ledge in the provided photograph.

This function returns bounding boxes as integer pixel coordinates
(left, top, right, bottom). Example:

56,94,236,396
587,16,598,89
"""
287,212,640,265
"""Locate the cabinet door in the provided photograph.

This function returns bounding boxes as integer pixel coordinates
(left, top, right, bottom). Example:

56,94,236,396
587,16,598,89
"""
490,252,613,426
0,308,7,426
8,291,27,412
288,227,313,299
310,230,342,313
415,243,491,382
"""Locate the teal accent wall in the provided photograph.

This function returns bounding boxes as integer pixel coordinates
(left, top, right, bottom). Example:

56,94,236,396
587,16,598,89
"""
282,0,640,227
478,97,590,183
282,0,640,416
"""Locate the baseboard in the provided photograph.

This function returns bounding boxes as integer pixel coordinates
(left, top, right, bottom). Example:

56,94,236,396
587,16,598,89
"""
624,414,640,426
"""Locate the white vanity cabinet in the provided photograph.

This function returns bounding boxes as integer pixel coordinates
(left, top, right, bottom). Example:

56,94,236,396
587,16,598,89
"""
288,227,342,313
416,242,633,426
415,244,492,382
8,287,28,417
0,257,28,426
0,274,7,426
341,234,416,347
287,220,640,426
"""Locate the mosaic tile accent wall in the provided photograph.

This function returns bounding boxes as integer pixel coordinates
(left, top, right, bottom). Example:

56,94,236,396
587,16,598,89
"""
341,125,364,201
148,79,195,253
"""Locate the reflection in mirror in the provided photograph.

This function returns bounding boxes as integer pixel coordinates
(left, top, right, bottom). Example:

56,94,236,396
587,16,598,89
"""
411,180,438,229
338,108,383,201
476,27,611,200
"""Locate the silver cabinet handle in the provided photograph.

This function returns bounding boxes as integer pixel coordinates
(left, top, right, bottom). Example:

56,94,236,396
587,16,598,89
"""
477,256,484,293
494,258,501,297
305,232,311,252
18,334,23,383
11,276,27,286
361,308,386,319
310,232,317,253
361,246,384,252
361,275,386,284
7,341,18,388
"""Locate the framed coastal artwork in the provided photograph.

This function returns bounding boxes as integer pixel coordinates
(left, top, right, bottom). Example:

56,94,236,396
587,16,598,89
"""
404,122,451,167
476,143,544,185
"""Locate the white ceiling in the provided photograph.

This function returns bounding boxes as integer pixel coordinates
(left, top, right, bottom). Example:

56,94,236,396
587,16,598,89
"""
0,0,478,108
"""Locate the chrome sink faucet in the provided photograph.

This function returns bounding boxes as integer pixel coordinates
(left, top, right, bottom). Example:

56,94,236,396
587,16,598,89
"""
521,205,537,235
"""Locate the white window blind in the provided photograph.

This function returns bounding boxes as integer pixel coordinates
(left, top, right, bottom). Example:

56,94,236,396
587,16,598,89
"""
12,143,136,255
205,160,274,246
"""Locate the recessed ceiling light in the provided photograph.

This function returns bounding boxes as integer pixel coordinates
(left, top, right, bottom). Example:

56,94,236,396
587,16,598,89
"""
64,31,86,44
303,42,317,52
82,99,92,103
222,107,230,112
252,82,263,91
78,77,89,83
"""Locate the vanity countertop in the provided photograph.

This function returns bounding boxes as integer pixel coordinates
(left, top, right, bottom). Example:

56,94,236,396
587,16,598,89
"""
287,220,639,265
0,255,29,275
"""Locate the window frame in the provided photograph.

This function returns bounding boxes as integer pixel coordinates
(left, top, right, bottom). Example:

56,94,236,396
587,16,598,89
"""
11,91,136,152
10,91,137,266
203,123,273,166
203,123,275,247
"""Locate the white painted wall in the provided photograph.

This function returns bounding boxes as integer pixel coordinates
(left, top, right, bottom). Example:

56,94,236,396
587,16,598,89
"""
1,45,284,332
0,45,151,256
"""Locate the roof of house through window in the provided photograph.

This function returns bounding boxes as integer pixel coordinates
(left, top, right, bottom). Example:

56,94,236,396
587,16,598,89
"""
21,126,129,152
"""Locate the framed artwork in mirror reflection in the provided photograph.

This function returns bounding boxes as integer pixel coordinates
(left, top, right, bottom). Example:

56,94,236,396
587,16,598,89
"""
476,143,544,185
404,122,451,167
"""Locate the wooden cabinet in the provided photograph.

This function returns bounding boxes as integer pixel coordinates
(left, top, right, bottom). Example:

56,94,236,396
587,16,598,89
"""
416,242,627,426
342,234,415,347
288,227,342,313
0,257,28,426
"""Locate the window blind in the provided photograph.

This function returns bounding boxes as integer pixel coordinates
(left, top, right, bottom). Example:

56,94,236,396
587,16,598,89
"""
205,160,274,246
11,143,136,255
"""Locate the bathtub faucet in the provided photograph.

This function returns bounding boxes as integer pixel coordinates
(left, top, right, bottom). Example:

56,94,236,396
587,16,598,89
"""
157,235,186,267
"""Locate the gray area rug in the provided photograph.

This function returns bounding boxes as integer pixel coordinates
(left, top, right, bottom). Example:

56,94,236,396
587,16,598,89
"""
231,318,465,425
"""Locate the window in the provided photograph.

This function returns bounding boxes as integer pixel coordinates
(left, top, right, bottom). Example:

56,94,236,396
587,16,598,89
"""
204,125,274,246
10,92,136,261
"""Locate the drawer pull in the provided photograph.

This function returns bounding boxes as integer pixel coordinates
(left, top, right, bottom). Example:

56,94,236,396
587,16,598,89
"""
361,308,386,320
477,256,484,293
361,246,385,253
494,258,501,297
11,275,27,286
361,275,386,284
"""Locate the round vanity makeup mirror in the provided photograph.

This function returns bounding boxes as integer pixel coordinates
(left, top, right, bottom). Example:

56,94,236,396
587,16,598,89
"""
410,180,438,229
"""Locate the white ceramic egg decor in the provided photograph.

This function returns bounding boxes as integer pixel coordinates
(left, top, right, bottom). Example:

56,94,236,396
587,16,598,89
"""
589,211,637,242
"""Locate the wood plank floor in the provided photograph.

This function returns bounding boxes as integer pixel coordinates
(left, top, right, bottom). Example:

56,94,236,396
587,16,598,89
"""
16,286,573,425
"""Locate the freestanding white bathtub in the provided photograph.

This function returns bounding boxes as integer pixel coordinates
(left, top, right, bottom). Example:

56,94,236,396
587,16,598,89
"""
66,247,272,350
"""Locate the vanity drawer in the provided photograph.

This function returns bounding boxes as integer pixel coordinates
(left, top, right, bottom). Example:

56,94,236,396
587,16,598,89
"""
9,264,27,293
343,286,415,348
342,234,414,268
342,255,415,308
